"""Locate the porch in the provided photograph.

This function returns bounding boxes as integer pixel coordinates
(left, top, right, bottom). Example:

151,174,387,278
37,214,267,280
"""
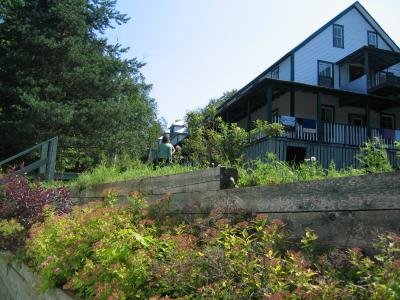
252,115,399,150
217,76,400,168
245,137,399,169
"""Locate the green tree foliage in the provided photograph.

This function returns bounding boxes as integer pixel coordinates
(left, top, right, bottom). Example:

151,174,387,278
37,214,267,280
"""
0,0,162,169
250,120,285,139
182,90,250,166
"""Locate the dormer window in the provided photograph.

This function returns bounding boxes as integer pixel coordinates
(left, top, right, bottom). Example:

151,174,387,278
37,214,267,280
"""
271,66,279,80
368,31,378,47
333,24,344,48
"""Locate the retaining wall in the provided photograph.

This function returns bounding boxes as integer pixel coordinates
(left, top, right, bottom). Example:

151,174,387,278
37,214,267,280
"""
0,252,75,300
70,167,238,204
70,170,400,252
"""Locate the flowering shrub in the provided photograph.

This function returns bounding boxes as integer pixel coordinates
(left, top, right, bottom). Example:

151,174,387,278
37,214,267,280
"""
25,194,400,300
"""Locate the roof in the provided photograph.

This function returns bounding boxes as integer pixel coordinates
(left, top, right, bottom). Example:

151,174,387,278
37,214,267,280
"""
217,1,400,114
218,78,400,117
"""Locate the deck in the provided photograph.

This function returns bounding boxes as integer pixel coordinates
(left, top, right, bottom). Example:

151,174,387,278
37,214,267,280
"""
246,115,399,168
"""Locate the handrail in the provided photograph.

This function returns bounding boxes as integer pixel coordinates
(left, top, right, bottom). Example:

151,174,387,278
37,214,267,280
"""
0,137,58,181
255,116,399,150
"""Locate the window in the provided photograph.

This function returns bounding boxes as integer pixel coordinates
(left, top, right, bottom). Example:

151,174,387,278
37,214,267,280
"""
381,113,395,129
368,31,378,47
271,67,279,80
318,61,334,88
321,105,335,123
349,114,366,127
333,24,344,48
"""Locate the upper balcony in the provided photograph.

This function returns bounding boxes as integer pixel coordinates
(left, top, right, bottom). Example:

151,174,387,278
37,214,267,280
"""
337,46,400,97
369,70,400,96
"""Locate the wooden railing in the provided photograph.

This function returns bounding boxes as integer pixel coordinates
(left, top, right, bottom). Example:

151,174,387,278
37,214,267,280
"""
0,137,58,181
253,116,398,149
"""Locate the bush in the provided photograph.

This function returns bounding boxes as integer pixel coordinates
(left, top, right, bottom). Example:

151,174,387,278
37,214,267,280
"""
25,193,400,300
237,153,364,187
250,120,285,139
183,116,248,167
358,138,392,173
0,171,70,249
0,218,24,249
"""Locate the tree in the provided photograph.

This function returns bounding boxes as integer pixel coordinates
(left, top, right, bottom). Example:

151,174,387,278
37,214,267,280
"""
182,89,249,166
0,0,162,170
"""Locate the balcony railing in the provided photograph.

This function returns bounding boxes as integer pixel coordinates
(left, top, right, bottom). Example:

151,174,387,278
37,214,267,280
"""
251,115,398,149
370,71,400,90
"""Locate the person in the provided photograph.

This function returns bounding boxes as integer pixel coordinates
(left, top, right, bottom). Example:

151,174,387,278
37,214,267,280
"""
154,135,175,168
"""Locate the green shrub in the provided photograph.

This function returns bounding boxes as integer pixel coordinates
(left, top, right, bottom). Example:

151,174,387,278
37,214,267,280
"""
25,194,400,299
237,153,364,187
358,138,392,173
0,218,24,250
183,115,249,167
250,120,285,139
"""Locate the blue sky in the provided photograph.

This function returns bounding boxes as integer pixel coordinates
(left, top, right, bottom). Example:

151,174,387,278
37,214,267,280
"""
105,0,400,127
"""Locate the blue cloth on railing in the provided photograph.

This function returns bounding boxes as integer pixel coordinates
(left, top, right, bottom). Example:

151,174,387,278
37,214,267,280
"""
395,130,400,141
302,119,317,133
383,129,395,139
280,115,296,127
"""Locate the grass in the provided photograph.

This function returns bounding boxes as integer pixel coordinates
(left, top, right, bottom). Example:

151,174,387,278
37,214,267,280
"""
237,153,367,187
43,160,201,189
44,145,394,189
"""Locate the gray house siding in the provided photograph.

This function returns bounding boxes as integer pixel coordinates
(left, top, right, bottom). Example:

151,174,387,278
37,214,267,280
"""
294,7,392,88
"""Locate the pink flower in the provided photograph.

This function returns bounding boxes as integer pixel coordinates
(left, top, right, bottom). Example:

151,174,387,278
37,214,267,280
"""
55,267,61,273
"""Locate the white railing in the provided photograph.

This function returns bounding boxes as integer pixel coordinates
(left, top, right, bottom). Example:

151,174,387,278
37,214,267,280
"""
251,116,398,149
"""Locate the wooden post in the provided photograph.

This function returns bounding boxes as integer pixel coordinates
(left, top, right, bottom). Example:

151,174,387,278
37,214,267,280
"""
317,92,322,142
38,142,48,177
290,89,295,116
246,98,252,131
266,84,273,123
366,102,371,139
364,49,369,89
46,137,58,181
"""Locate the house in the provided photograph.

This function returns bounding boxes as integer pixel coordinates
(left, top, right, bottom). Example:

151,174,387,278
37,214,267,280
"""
217,1,400,168
156,120,188,146
167,120,188,146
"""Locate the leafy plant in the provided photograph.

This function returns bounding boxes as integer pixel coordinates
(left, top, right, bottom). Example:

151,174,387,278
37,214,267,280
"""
183,116,248,166
0,218,24,237
250,120,285,139
25,196,400,299
0,218,24,250
0,171,70,229
237,153,364,187
358,138,392,173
